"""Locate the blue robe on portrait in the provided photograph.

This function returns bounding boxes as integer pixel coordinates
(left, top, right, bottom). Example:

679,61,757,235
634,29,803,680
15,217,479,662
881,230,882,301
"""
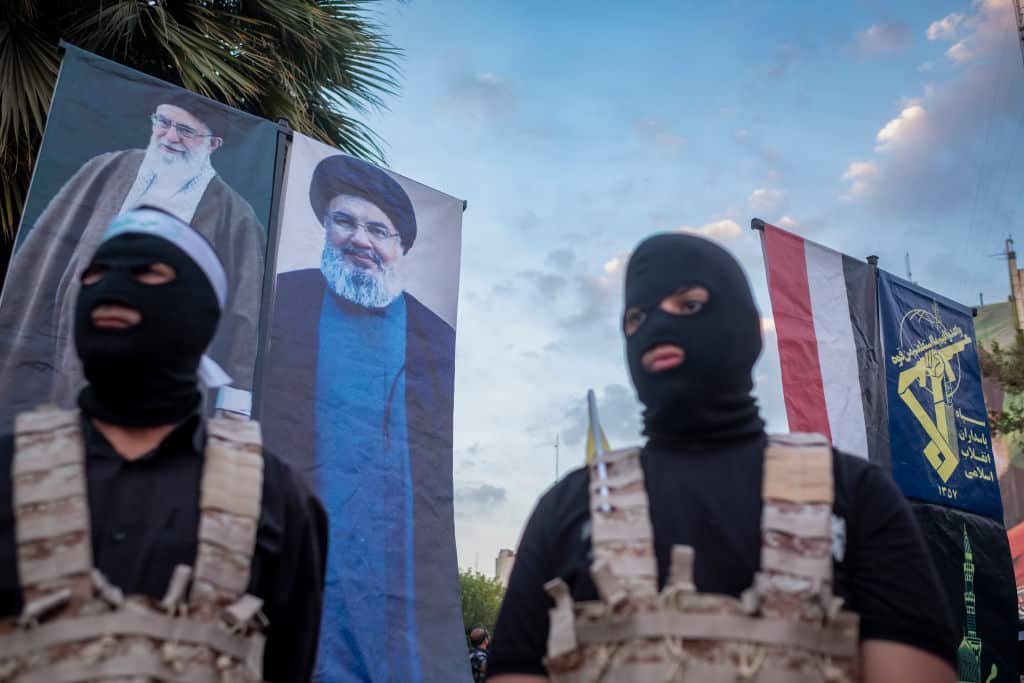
259,268,459,683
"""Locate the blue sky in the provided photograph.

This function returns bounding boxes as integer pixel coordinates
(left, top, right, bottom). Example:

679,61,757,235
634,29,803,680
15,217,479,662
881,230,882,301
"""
362,0,1024,572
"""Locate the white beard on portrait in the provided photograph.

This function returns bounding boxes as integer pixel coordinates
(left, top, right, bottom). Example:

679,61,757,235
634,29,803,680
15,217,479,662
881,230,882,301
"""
320,243,405,309
118,132,218,222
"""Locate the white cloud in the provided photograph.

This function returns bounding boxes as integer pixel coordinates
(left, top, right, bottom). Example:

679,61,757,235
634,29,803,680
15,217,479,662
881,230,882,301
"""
777,215,799,229
927,13,964,41
854,23,912,57
603,253,627,275
938,1,1013,64
838,0,1020,216
749,188,786,213
678,219,744,242
875,104,928,152
947,40,975,62
841,161,879,199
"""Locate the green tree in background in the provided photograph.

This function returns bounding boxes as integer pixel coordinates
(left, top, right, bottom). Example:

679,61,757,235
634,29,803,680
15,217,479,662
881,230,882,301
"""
0,0,400,251
982,333,1024,451
459,569,505,641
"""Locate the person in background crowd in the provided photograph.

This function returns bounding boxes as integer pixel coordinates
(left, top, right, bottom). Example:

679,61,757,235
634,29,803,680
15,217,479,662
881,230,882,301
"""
487,232,958,683
0,208,325,682
469,626,490,683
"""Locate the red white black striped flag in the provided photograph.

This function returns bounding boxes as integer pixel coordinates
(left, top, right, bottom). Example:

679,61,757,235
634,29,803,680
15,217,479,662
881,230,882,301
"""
757,220,889,464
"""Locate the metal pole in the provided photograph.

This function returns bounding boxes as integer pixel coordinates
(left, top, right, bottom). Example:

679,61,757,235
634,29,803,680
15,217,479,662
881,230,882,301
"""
587,390,611,512
554,434,560,481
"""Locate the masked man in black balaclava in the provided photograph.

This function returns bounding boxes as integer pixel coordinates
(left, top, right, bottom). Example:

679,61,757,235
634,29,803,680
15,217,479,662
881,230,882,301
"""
487,233,958,683
0,207,326,683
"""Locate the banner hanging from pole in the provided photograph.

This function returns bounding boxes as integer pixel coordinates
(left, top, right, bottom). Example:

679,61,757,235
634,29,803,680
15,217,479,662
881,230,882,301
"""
878,271,1003,520
758,221,889,464
259,132,465,681
911,503,1017,681
0,44,278,431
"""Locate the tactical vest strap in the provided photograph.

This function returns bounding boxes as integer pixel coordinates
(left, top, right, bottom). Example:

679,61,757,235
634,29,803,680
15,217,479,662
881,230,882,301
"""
547,658,837,683
572,610,859,657
588,447,657,597
544,578,578,658
762,434,833,504
191,417,264,611
666,544,696,591
0,609,264,664
762,503,831,538
758,433,835,617
547,434,859,683
12,407,92,605
15,652,226,683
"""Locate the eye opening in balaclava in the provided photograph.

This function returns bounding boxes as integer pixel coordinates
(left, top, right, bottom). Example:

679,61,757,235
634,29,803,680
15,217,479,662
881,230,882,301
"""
74,207,226,427
623,285,711,338
80,260,180,330
81,261,178,288
623,232,764,444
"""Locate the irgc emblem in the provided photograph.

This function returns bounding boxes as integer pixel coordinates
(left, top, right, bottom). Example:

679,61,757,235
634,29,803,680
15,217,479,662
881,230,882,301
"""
889,302,992,489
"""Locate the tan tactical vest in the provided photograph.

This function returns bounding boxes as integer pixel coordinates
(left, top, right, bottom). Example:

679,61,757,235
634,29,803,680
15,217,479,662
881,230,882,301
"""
0,406,268,682
544,433,860,683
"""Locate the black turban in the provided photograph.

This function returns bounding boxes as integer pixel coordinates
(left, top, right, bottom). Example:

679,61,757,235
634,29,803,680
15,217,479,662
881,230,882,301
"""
309,155,417,252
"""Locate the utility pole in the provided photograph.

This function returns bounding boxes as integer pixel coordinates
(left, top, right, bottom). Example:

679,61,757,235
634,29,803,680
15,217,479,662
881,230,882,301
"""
1007,237,1024,331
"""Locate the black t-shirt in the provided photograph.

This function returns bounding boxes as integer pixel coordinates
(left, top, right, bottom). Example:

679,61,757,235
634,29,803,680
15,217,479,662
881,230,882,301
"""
0,413,328,683
488,433,958,677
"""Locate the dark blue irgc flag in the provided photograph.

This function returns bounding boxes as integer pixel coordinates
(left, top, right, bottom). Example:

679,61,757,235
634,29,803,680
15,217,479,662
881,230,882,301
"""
878,271,1003,520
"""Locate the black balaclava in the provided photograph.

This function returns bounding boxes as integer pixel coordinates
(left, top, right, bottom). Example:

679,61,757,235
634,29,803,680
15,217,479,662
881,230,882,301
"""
624,232,764,444
74,231,221,427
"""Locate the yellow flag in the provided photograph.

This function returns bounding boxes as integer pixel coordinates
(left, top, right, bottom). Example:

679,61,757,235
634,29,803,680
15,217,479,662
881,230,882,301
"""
584,389,611,464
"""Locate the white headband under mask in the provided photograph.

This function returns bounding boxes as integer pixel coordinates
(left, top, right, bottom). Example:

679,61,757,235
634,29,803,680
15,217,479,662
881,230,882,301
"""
101,208,233,389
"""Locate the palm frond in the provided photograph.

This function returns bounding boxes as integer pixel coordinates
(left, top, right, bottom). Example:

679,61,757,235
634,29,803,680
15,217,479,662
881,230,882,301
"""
0,0,403,242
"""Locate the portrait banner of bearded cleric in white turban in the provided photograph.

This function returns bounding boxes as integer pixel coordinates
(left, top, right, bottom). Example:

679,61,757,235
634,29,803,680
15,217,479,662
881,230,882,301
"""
260,132,466,682
0,45,277,432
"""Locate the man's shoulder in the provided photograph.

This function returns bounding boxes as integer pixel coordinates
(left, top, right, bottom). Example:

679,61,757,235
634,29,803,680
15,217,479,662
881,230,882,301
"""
198,174,262,227
403,293,455,339
532,464,592,527
831,447,892,503
275,269,325,298
257,440,324,522
0,432,12,460
67,149,142,179
88,149,142,164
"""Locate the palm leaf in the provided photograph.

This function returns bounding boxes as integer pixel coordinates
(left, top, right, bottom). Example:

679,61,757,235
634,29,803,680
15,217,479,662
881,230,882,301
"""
0,0,402,242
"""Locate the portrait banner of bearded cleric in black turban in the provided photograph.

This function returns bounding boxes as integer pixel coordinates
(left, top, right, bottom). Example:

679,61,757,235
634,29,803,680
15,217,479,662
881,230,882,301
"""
0,44,279,432
260,132,465,682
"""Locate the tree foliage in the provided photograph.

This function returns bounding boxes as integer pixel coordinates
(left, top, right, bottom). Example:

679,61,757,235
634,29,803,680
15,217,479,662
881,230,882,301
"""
982,332,1024,438
0,0,400,241
459,569,505,641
